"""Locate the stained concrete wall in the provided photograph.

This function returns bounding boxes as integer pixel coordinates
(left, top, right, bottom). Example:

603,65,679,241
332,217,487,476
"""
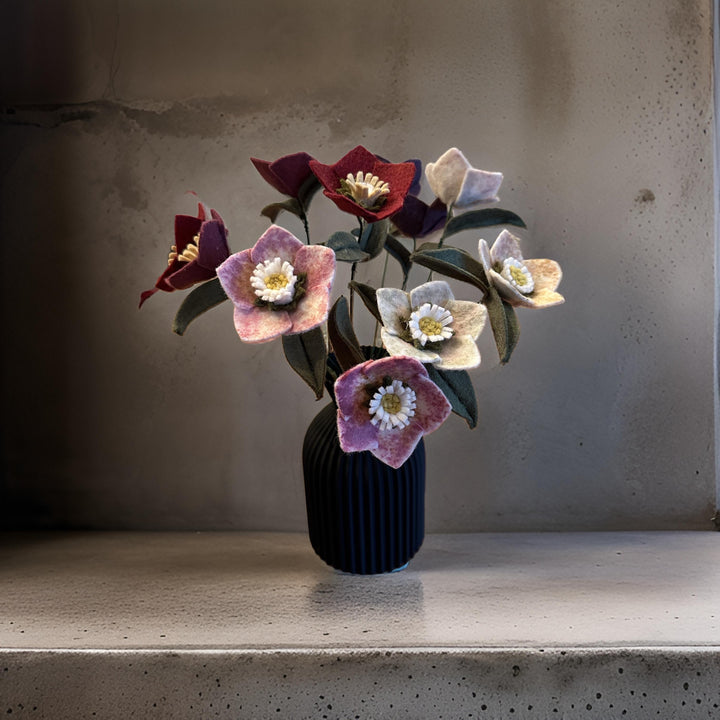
0,0,715,531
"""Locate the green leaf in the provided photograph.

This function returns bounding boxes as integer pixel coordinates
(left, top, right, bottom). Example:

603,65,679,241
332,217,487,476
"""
349,281,382,323
260,198,303,223
444,208,526,238
172,278,228,336
326,231,370,263
297,174,322,211
411,244,489,293
282,327,327,400
426,365,478,429
384,234,412,282
484,285,521,364
327,296,364,372
358,219,389,260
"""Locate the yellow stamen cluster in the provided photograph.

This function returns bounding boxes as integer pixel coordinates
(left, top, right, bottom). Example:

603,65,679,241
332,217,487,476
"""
339,171,390,209
408,303,454,346
251,257,297,305
369,380,416,431
168,234,200,266
500,257,534,294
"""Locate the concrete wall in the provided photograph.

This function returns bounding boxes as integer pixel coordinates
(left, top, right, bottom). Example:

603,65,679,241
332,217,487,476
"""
0,0,715,531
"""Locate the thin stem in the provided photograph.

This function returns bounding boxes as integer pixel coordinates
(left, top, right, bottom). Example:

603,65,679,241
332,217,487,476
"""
426,202,454,282
372,252,390,347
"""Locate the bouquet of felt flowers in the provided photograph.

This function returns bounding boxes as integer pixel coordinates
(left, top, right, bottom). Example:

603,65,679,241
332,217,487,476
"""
140,146,564,469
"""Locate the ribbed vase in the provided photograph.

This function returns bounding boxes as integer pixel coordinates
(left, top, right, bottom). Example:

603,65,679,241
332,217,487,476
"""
302,401,425,574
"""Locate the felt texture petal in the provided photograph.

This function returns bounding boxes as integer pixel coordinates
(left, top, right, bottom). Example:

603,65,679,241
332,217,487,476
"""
455,169,503,207
251,152,314,197
250,225,304,265
448,300,487,339
434,335,481,370
377,288,412,335
216,250,258,309
425,147,470,205
196,220,230,270
288,283,332,334
232,305,292,344
490,229,525,264
166,261,215,290
409,280,454,309
293,244,336,290
174,214,203,250
380,329,440,364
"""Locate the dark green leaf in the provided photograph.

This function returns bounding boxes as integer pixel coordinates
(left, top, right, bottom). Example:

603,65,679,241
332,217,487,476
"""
282,327,327,400
260,198,303,223
484,285,521,364
411,245,489,293
326,231,370,263
327,296,364,372
445,208,526,238
385,234,412,282
172,278,228,336
358,219,389,260
297,173,322,211
426,366,478,429
349,281,382,323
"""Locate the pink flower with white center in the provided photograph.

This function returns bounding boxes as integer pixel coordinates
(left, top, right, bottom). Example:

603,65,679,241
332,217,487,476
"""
335,355,452,469
217,225,335,343
479,230,564,309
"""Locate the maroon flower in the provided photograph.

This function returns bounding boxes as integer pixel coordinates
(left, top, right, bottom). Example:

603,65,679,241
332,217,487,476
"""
250,152,316,198
309,146,416,223
139,204,230,308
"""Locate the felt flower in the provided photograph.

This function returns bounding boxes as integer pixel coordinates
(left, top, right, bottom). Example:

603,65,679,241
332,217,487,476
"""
391,195,448,238
335,355,452,468
309,145,417,223
139,204,230,308
216,225,335,343
250,152,316,198
377,281,487,370
425,147,503,208
479,229,564,308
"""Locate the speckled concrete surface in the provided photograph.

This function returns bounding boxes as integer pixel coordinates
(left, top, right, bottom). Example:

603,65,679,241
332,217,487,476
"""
1,532,719,718
2,531,719,649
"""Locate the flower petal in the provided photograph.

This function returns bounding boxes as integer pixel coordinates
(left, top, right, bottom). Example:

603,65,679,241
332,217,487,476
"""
288,283,332,334
373,424,425,468
447,300,487,339
409,280,454,309
216,250,258,309
455,168,503,207
434,335,481,370
250,225,304,265
380,329,440,364
293,244,336,290
490,229,525,264
377,288,412,335
196,219,230,270
251,152,315,197
232,305,292,344
425,147,471,206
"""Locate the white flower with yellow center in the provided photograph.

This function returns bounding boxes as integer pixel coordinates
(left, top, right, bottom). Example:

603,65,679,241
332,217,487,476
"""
500,257,534,294
408,303,454,346
340,171,390,209
250,256,297,305
368,379,417,431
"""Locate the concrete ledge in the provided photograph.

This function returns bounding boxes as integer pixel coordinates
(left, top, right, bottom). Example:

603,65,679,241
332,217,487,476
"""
1,531,719,718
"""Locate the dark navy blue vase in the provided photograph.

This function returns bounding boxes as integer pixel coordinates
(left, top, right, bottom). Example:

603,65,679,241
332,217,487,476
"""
302,401,426,574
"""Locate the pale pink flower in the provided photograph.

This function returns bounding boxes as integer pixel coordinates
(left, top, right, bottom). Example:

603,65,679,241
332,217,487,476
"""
425,147,503,208
217,225,335,343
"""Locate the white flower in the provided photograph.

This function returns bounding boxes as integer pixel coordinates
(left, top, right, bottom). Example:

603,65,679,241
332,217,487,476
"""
479,230,564,309
377,280,487,370
425,148,503,208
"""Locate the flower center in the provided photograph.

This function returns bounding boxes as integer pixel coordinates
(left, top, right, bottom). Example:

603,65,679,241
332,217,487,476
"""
500,257,534,294
338,171,390,210
368,380,416,431
408,303,454,347
250,257,298,305
168,235,200,265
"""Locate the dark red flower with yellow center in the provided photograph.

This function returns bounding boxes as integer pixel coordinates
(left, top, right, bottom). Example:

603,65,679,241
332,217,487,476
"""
309,146,416,223
139,204,230,308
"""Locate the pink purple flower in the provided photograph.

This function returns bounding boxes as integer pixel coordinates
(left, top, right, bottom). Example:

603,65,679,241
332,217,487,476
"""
139,204,230,308
335,355,452,468
216,225,335,343
309,146,417,223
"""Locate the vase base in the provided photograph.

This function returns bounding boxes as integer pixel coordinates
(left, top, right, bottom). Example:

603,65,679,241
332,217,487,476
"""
333,560,410,576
